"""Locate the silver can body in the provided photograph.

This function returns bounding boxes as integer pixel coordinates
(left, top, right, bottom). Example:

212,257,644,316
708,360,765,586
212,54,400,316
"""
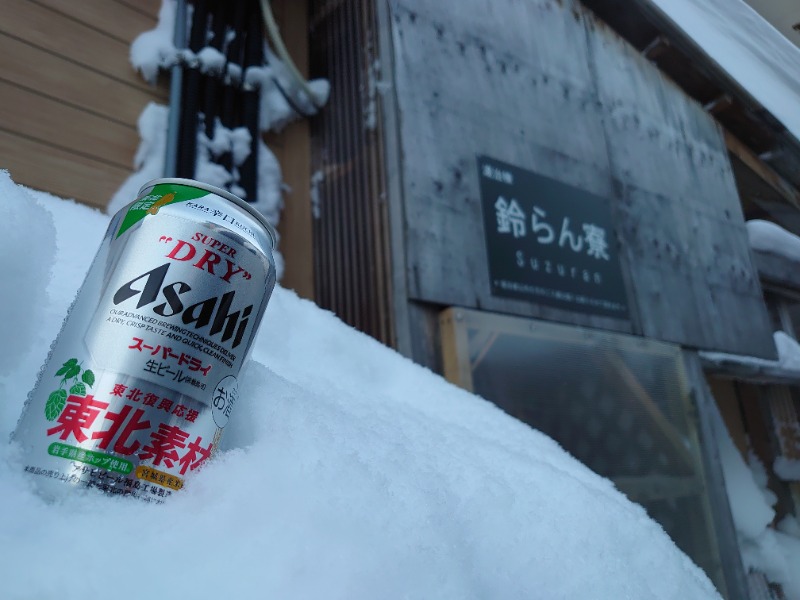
12,179,277,503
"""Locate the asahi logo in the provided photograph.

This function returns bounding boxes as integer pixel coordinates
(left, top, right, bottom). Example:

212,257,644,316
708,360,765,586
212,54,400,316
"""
113,262,253,349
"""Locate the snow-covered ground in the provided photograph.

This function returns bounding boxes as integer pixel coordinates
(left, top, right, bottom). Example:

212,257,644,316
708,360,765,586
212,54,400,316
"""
0,170,724,598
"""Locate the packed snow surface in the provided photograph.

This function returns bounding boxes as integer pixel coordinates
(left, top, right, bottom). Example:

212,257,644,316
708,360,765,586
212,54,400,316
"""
0,171,723,599
648,0,800,144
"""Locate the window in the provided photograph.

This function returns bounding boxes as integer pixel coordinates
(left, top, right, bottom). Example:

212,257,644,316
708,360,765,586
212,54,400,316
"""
441,308,727,592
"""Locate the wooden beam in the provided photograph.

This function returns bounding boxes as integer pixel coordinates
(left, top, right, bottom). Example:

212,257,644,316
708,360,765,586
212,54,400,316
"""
703,94,732,115
642,34,670,60
724,129,800,210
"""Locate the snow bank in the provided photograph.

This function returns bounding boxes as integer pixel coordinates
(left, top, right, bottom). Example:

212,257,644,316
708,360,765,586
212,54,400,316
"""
648,0,800,144
0,177,723,599
0,172,55,379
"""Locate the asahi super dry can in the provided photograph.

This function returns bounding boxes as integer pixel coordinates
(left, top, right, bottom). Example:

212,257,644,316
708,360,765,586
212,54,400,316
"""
12,179,277,503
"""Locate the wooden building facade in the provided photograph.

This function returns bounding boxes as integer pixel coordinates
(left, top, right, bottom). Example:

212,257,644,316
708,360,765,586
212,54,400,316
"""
5,0,800,598
308,0,800,598
0,0,164,207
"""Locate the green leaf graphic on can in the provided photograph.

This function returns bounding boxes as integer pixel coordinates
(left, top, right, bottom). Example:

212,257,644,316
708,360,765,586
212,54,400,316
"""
45,357,91,420
56,358,78,375
45,389,67,421
116,183,207,238
82,370,95,387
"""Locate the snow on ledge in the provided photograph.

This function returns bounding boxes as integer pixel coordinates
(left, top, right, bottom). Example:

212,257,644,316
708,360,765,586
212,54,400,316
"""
747,219,800,263
701,331,800,376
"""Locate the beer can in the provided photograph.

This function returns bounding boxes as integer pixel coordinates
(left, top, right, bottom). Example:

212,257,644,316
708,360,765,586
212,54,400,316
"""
12,179,277,503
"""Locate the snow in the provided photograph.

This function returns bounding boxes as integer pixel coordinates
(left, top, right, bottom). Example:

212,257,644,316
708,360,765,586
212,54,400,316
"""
774,332,800,371
197,47,226,75
747,219,800,263
311,169,325,219
775,455,800,481
130,0,178,85
107,103,170,215
0,173,725,598
710,404,800,597
701,331,800,376
245,63,331,132
648,0,800,144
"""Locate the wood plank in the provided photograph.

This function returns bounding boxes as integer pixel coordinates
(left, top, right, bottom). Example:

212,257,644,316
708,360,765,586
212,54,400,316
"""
114,0,162,20
273,0,314,300
0,0,166,96
0,79,137,170
724,129,800,210
737,383,774,471
707,376,749,459
34,0,158,45
0,129,130,208
391,0,629,334
0,32,161,126
439,307,475,390
586,9,775,358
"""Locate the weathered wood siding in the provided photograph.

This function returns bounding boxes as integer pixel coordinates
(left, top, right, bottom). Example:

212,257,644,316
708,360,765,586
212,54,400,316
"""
0,0,166,208
388,0,776,358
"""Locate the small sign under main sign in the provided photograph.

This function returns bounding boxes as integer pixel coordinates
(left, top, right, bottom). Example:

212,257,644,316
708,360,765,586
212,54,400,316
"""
478,156,629,319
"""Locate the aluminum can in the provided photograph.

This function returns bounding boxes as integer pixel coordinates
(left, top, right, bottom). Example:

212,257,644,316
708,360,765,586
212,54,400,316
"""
12,179,277,503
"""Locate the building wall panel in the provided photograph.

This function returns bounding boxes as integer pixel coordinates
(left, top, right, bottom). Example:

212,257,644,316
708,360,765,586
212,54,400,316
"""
389,0,775,357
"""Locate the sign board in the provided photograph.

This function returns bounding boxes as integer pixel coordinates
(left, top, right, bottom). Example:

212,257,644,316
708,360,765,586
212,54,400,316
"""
478,156,629,318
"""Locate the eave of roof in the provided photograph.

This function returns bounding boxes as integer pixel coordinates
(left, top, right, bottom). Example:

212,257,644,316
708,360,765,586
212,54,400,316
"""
578,0,800,195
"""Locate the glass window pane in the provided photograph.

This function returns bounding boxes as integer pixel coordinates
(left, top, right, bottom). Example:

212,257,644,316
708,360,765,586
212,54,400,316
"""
443,309,726,593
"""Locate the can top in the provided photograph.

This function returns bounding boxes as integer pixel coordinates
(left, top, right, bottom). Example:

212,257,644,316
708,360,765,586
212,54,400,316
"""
136,178,278,250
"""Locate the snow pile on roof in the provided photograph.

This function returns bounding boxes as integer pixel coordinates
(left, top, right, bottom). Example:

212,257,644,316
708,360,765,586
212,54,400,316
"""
0,172,723,599
710,404,800,596
647,0,800,144
747,219,800,263
774,332,800,372
702,331,800,373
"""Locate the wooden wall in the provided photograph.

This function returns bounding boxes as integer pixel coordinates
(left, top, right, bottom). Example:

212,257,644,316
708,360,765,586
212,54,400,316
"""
268,0,314,300
387,0,776,358
0,0,166,208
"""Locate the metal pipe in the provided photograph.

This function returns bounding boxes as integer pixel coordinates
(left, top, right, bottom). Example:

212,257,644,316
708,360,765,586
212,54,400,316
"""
239,0,263,203
164,0,187,178
177,0,210,179
202,0,228,166
219,0,247,174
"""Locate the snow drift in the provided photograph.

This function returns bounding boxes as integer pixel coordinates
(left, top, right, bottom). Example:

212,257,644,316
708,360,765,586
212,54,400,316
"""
0,171,720,599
